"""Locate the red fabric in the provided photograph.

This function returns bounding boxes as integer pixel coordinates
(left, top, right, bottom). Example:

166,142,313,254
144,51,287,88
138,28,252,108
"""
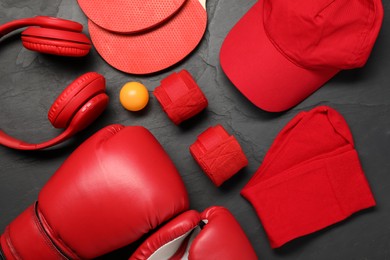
220,0,383,112
154,70,208,125
264,0,383,70
190,125,248,187
241,106,376,248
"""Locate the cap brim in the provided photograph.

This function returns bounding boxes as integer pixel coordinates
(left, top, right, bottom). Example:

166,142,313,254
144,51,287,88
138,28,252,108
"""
220,1,339,112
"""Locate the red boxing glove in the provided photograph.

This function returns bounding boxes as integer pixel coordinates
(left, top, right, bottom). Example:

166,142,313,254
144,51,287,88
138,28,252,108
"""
241,106,376,248
154,70,208,125
0,125,189,259
130,206,258,260
190,125,248,186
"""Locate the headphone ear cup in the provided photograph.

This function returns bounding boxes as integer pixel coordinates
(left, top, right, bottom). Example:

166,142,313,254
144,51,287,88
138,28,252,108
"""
48,72,106,129
22,37,91,57
21,27,91,57
67,93,109,133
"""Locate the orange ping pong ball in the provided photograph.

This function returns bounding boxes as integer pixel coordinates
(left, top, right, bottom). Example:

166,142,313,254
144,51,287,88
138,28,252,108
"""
119,82,149,111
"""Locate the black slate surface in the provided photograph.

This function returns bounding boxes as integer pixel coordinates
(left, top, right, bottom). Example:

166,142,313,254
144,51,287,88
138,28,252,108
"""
1,1,389,259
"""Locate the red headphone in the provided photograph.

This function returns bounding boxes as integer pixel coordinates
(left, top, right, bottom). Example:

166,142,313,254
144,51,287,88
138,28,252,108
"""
0,16,109,150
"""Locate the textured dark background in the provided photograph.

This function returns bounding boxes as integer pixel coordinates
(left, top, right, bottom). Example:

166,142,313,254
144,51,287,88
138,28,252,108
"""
1,0,389,259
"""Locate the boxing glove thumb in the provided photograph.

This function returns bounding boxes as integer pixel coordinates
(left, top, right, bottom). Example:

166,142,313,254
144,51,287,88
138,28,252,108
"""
130,206,257,260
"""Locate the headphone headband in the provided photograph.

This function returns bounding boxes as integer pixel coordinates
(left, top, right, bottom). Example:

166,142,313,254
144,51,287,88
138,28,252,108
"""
0,16,83,37
0,87,109,150
0,17,103,151
0,129,73,150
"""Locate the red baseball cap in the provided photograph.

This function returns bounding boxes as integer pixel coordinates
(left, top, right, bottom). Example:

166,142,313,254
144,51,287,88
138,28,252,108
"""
220,0,383,112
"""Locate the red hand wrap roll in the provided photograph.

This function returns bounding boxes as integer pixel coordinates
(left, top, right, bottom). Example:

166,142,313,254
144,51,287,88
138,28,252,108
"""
241,106,376,248
190,125,248,187
153,70,208,125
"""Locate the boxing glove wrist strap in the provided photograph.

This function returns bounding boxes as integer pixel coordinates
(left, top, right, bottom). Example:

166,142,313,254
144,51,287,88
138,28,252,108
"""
1,203,68,260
